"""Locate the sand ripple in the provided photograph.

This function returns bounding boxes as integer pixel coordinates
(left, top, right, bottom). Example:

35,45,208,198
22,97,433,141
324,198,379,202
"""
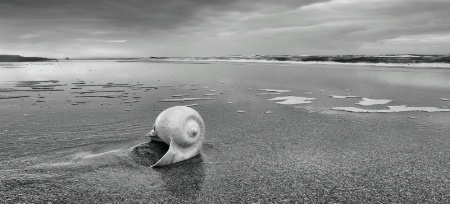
159,98,211,102
257,89,290,93
329,95,360,99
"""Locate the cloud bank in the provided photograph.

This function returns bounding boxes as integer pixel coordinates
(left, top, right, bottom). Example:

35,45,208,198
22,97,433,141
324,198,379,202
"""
0,0,449,58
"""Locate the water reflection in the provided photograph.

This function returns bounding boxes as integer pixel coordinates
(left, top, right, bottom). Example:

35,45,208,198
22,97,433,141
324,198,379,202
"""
0,63,24,68
355,70,450,89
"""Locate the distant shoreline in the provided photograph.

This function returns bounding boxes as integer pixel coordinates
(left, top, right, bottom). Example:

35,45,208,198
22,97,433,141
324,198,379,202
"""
3,54,450,65
143,54,450,64
131,54,450,69
0,55,55,62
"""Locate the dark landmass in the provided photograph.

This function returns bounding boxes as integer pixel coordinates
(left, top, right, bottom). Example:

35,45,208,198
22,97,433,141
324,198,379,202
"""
146,54,450,64
73,57,141,60
253,54,450,64
298,54,450,64
0,55,54,62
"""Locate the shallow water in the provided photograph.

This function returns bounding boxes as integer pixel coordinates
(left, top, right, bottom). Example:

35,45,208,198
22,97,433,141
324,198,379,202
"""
1,60,450,202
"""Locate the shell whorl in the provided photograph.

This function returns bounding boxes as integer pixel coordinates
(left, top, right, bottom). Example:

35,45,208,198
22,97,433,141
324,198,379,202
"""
152,106,205,148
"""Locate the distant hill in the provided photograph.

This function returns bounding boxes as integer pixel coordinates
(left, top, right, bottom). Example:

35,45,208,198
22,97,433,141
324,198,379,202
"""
0,55,54,62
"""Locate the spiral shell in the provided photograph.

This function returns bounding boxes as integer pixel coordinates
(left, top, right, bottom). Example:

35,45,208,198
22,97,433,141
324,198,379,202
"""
147,106,205,167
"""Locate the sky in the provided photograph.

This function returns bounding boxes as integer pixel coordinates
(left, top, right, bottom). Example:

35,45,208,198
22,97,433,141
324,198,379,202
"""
1,0,449,58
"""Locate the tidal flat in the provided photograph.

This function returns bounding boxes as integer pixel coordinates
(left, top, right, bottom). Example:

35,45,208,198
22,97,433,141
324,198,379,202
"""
1,60,450,203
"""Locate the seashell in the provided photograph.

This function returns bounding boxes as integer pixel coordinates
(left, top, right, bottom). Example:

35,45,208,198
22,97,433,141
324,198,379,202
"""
146,106,205,167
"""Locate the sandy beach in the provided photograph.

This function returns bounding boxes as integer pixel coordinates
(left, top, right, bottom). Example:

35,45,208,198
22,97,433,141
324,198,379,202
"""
1,60,450,203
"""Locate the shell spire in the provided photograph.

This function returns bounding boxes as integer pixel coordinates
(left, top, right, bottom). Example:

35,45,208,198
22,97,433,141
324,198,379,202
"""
146,106,205,167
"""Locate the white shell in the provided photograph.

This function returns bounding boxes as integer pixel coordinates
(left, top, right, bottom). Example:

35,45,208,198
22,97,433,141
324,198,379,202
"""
147,106,205,167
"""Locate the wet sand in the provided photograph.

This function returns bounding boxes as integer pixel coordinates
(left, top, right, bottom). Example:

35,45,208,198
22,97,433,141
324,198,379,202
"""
1,61,450,203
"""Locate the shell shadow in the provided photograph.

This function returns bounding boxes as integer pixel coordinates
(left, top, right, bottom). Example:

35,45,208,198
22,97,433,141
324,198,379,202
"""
130,141,170,166
130,141,205,199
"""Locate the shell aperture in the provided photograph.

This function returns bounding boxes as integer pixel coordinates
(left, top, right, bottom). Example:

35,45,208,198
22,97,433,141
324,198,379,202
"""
147,106,205,167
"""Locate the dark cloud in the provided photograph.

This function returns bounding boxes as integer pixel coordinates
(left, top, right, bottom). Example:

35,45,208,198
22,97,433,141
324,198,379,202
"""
0,0,449,57
0,0,328,29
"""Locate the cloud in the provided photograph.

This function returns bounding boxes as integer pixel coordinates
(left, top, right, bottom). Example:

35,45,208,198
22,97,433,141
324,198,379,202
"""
204,0,450,55
18,34,38,39
0,0,449,57
382,34,450,44
107,40,128,43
